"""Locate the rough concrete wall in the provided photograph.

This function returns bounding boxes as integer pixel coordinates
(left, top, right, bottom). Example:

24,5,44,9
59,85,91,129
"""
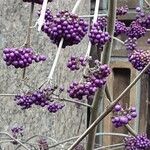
0,0,90,149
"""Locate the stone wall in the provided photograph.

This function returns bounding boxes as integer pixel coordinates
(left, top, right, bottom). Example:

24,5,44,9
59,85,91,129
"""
0,0,90,149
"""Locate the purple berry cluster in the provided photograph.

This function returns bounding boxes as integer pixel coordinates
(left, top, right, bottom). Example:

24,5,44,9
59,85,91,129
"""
124,134,150,150
14,86,64,113
128,49,150,74
38,9,53,29
67,61,111,100
124,37,137,51
136,7,150,29
89,18,111,47
37,137,48,150
127,21,146,39
94,17,107,30
75,144,85,150
47,102,64,113
137,15,150,29
11,125,24,138
114,20,127,36
3,48,46,69
42,10,88,48
112,104,137,128
23,0,53,4
10,124,24,145
67,56,87,71
116,5,128,16
67,81,97,100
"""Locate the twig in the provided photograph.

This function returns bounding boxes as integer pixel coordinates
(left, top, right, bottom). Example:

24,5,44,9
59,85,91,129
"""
0,94,16,96
52,97,92,108
68,63,150,150
95,132,129,137
125,124,137,136
79,14,107,18
0,140,14,144
72,0,83,14
144,0,150,7
47,38,64,82
112,37,124,44
0,132,29,150
94,143,124,150
36,0,48,31
49,136,79,149
48,133,127,149
15,134,63,150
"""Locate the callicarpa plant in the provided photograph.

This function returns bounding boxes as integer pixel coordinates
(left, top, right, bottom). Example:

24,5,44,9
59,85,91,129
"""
0,0,150,150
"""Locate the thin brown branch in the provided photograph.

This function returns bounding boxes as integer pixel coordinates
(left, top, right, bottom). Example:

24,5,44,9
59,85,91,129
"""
53,97,92,108
144,0,150,7
0,132,29,150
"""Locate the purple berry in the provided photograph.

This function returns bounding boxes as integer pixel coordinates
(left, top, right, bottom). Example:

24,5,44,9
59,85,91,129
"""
114,104,122,112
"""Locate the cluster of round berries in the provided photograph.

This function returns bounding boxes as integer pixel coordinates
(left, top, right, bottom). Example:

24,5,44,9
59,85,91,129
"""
41,10,88,48
37,137,48,150
89,17,111,48
67,56,87,71
128,49,150,74
124,37,137,51
85,62,111,88
38,9,54,31
14,86,64,113
11,125,24,138
3,48,46,69
137,15,150,29
94,17,107,30
124,134,150,150
135,7,150,29
37,8,53,22
23,0,53,4
75,144,85,150
116,5,128,16
111,104,137,128
67,61,111,100
67,81,97,100
114,20,127,36
127,21,146,39
10,124,24,145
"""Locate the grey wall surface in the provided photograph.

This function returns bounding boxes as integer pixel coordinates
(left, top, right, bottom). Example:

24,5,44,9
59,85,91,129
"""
0,0,90,149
